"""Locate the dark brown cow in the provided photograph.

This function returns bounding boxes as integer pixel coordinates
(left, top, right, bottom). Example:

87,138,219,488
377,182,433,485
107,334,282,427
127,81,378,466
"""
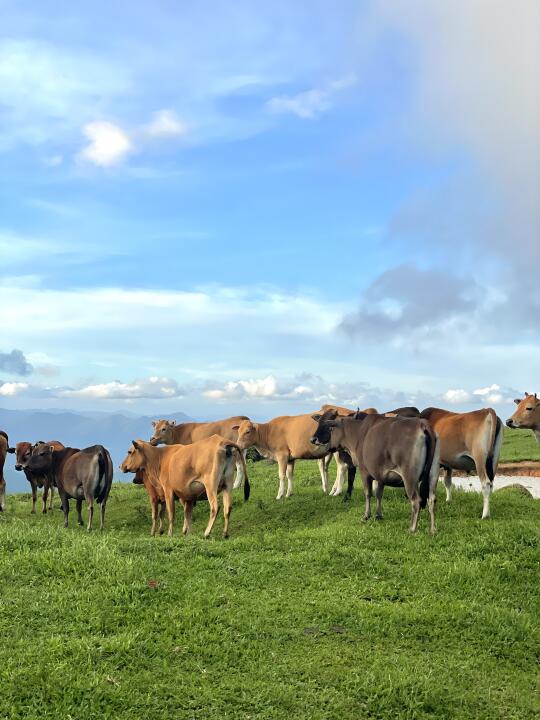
385,407,421,418
507,392,540,442
419,407,503,519
310,409,440,533
0,431,8,511
8,440,65,513
26,443,113,530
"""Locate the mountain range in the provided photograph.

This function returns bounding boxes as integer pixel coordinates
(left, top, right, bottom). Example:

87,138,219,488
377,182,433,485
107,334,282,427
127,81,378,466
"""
0,407,193,494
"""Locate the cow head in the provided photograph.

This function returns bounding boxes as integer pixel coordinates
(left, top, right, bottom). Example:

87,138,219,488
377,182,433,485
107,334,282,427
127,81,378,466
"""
506,393,540,441
233,420,258,450
149,419,176,445
11,441,33,471
119,440,147,473
25,442,54,474
310,409,341,447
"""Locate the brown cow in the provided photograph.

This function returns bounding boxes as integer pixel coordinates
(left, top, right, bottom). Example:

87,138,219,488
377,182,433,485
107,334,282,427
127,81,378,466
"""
319,404,379,497
419,407,503,519
0,431,8,511
132,468,166,536
8,440,64,513
507,392,540,442
310,409,440,533
119,435,249,538
149,416,249,490
26,443,113,530
234,414,338,499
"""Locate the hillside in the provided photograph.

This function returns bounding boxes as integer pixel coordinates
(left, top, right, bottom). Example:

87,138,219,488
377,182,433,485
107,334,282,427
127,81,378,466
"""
0,462,538,720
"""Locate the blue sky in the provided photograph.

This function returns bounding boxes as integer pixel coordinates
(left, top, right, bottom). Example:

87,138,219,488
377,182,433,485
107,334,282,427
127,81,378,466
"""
1,0,538,420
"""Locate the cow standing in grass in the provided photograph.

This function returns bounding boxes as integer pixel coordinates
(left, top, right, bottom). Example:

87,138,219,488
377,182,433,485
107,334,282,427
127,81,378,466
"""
26,443,113,530
120,436,249,538
419,407,503,519
507,393,540,442
310,409,440,533
149,416,249,491
8,440,64,514
234,414,338,499
132,467,166,536
0,431,8,511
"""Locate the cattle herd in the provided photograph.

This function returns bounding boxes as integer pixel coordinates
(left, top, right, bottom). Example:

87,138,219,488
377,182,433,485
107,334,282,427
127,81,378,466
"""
0,393,538,537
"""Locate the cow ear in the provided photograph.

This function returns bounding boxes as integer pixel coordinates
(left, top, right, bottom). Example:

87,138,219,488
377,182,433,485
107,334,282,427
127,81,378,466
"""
7,447,15,453
514,398,521,405
151,421,157,427
132,440,141,450
170,420,176,426
49,445,55,453
231,425,240,430
311,414,322,422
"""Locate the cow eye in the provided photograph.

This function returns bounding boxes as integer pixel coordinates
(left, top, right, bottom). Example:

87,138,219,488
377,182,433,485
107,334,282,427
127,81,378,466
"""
526,407,533,411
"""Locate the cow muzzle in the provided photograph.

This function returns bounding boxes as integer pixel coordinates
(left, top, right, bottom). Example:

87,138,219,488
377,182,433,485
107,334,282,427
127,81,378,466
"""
506,419,516,428
15,464,22,471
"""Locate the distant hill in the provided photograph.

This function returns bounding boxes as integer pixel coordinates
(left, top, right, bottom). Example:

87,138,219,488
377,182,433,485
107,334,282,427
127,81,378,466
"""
0,407,193,493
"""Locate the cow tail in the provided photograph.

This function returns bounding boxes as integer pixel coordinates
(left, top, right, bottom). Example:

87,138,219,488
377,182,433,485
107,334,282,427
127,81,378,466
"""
95,450,108,504
486,411,503,483
227,444,250,501
419,425,436,509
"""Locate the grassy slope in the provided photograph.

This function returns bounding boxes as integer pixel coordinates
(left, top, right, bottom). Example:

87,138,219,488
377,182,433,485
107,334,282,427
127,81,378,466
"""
0,461,539,720
500,427,540,463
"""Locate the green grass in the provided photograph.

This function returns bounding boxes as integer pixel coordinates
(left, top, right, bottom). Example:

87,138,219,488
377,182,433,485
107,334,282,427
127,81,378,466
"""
0,461,539,720
500,427,540,463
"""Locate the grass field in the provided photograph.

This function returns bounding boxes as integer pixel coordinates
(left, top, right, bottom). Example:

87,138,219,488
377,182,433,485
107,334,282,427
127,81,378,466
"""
500,427,540,462
0,456,539,720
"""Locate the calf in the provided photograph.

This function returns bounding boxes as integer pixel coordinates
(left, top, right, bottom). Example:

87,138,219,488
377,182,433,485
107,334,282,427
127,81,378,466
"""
507,392,540,442
0,431,8,511
311,409,440,533
234,414,336,499
319,404,379,497
120,435,249,538
133,467,166,536
149,415,249,490
8,440,64,513
26,443,113,530
420,407,503,519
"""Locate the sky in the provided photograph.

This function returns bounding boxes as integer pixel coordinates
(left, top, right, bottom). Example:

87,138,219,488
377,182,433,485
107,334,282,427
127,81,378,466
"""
0,0,539,421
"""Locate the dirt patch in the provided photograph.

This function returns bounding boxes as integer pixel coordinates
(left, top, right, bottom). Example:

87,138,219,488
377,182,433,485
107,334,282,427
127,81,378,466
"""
453,462,540,477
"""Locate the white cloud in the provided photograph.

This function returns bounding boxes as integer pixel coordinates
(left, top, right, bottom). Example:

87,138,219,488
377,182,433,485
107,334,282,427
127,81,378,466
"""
78,121,132,167
266,74,356,119
0,382,29,396
443,389,471,404
61,376,183,400
144,110,186,138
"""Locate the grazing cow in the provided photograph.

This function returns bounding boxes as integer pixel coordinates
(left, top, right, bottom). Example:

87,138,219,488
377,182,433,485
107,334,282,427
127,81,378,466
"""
0,431,8,511
234,414,339,499
506,393,540,442
132,467,166,536
26,443,113,530
119,435,249,538
149,416,249,490
419,407,503,519
310,409,440,533
8,440,64,514
319,404,379,497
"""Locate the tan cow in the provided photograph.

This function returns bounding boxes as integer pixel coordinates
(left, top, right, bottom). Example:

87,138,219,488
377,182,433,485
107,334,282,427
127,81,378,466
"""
234,414,338,499
420,407,503,519
119,435,249,538
149,416,249,489
0,431,8,511
506,393,540,442
319,404,379,497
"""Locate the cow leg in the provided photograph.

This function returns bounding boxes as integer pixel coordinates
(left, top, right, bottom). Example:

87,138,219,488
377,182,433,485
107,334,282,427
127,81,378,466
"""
361,472,373,521
330,453,344,496
42,481,49,514
30,480,37,514
76,498,84,526
344,464,356,502
276,455,288,500
150,495,158,536
0,480,5,511
166,490,176,537
286,459,295,497
408,487,421,533
86,497,94,532
49,484,55,511
317,458,328,494
443,467,453,503
61,496,70,528
99,500,107,531
158,501,165,535
222,484,233,538
183,500,194,535
374,480,385,520
203,489,220,538
474,456,493,520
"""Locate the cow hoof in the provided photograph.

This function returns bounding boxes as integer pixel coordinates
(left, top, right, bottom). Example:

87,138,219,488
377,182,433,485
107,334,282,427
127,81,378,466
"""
223,532,229,539
375,515,383,521
361,515,370,523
